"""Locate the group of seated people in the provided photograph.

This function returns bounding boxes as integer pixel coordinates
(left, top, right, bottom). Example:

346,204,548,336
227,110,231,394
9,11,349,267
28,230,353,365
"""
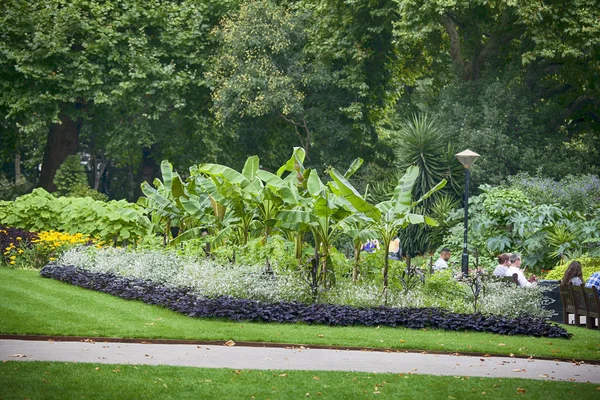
492,252,534,287
559,260,600,293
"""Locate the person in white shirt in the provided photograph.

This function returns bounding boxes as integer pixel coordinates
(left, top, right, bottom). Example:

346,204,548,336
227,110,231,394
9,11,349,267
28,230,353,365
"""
433,248,451,272
493,253,511,277
505,253,533,287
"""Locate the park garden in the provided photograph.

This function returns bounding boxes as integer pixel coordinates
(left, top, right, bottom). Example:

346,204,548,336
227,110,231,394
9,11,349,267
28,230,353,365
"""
1,0,600,397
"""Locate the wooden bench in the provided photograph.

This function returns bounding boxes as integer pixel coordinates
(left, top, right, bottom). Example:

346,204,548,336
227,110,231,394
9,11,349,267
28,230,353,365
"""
559,283,600,330
499,273,519,286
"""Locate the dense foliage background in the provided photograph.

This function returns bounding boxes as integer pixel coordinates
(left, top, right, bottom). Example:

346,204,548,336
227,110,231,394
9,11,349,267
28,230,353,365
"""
1,0,598,200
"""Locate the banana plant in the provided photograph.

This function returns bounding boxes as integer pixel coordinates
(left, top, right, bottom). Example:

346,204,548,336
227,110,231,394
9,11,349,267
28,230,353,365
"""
275,156,365,288
137,160,188,245
328,165,446,296
193,154,300,245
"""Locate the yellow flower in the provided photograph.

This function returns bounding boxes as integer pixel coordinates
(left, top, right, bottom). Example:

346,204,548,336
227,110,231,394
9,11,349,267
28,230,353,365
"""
16,237,22,241
9,255,16,260
49,257,56,261
17,249,23,254
9,261,15,265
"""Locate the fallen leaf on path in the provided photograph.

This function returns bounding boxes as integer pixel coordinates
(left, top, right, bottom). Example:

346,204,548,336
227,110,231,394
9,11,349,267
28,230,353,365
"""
225,340,236,347
10,354,26,358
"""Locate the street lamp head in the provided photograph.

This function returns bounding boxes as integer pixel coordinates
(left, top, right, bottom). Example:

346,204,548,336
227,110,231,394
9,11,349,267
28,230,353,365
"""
455,149,480,169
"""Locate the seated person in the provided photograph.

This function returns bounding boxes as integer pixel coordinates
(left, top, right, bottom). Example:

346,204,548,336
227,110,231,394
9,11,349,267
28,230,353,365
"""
388,237,401,259
504,253,534,287
433,248,451,272
561,261,584,287
362,240,375,253
493,253,511,277
584,271,600,293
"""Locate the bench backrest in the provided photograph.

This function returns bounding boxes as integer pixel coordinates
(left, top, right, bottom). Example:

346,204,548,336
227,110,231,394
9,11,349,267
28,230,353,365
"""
559,284,576,313
570,284,588,315
583,286,600,318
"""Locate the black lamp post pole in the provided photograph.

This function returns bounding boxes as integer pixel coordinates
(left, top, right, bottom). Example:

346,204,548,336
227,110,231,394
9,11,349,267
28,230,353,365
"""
462,167,470,277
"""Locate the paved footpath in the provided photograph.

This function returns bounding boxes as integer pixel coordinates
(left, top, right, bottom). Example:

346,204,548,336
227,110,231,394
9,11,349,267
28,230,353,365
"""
1,339,599,383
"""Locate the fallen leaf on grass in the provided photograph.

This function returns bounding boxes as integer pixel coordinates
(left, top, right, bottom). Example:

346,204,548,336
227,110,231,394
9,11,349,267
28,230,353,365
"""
516,388,526,394
498,343,506,346
279,374,288,377
399,340,405,343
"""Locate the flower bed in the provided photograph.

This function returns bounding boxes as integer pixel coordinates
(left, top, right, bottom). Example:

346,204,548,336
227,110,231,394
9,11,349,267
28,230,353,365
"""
40,264,570,338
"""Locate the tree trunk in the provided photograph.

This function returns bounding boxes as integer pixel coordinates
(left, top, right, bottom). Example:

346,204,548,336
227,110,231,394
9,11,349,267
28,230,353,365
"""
14,154,21,183
38,111,81,192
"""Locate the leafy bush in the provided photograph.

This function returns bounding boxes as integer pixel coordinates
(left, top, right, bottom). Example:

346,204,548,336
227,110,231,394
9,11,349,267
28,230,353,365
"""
0,175,34,201
507,173,600,215
0,189,150,245
545,256,600,281
53,154,89,197
68,183,108,201
39,264,570,338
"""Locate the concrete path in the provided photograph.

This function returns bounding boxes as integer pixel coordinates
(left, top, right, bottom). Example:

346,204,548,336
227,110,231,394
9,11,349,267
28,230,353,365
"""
1,339,599,383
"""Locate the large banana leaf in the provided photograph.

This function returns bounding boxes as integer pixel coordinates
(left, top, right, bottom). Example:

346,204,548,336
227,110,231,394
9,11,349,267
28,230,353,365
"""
392,165,419,207
256,169,299,204
328,168,380,220
277,146,305,178
196,163,254,191
307,170,326,197
343,157,364,179
241,155,260,181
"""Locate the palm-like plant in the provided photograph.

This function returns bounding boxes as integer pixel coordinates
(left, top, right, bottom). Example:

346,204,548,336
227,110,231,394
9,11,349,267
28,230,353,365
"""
395,113,448,201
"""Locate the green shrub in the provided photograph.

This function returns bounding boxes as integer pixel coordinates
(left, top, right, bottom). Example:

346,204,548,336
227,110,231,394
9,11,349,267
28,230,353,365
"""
68,183,108,201
544,256,600,281
0,175,34,201
0,189,150,245
53,154,89,196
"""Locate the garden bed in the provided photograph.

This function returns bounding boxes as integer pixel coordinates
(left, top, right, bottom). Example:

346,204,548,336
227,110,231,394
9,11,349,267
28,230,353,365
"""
40,264,570,338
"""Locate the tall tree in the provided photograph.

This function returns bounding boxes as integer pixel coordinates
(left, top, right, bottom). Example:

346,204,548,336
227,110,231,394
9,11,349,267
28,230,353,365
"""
0,0,235,194
392,0,600,183
208,0,410,170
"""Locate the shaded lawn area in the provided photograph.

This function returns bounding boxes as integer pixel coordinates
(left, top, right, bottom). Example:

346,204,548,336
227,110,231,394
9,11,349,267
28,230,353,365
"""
1,268,599,361
1,361,599,400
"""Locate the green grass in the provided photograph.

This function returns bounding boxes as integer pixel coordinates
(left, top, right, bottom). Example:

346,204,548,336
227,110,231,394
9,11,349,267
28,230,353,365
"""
1,268,599,361
1,361,599,400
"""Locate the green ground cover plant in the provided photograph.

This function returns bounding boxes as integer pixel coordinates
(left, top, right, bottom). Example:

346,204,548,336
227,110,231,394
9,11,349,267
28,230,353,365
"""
1,268,598,360
1,361,598,400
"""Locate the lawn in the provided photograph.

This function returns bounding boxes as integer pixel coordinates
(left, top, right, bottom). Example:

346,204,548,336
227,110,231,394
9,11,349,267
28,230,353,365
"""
1,268,599,361
1,361,599,400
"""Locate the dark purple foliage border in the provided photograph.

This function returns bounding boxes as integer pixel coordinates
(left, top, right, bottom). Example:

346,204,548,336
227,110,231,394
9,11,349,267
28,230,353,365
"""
39,264,570,338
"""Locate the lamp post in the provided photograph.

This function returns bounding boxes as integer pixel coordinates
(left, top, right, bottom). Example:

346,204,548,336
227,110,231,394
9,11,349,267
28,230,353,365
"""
456,149,480,277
